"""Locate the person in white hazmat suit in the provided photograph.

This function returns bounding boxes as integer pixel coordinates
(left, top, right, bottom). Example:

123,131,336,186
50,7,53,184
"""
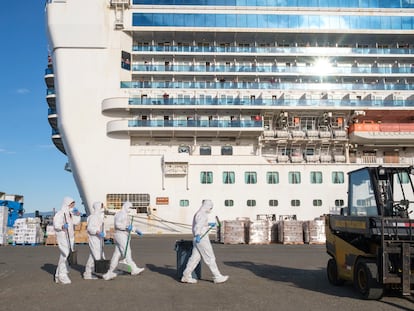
181,199,229,284
83,201,106,280
103,201,145,281
53,196,81,284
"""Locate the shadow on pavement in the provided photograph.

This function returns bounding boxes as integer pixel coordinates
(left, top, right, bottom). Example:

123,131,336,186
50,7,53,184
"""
146,263,177,280
224,261,358,298
41,263,56,276
41,261,85,276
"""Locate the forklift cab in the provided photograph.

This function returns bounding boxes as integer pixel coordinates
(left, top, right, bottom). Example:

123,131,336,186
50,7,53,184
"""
343,166,414,218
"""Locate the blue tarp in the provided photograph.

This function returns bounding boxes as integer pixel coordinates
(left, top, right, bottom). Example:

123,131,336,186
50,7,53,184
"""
0,200,24,227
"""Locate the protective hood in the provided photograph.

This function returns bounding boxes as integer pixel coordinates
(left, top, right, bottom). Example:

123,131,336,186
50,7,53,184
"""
91,201,103,215
114,201,133,231
200,199,213,213
61,196,75,213
122,201,132,213
192,199,213,236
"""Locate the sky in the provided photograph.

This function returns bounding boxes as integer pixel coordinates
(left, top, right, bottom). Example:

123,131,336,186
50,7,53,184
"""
0,2,82,214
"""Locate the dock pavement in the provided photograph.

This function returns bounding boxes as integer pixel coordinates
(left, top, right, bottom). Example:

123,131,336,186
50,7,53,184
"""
0,235,412,311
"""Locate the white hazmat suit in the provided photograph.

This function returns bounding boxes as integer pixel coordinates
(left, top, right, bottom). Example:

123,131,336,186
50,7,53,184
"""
103,202,144,280
53,196,81,284
181,199,229,284
83,201,105,279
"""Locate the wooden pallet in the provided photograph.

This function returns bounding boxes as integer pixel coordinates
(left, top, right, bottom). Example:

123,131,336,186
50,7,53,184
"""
45,236,57,246
280,241,304,245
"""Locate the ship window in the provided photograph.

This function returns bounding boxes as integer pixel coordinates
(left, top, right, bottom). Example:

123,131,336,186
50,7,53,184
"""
247,200,256,207
221,146,233,155
332,171,344,184
121,51,131,71
269,200,278,207
335,199,344,207
200,171,213,184
397,172,410,184
291,200,301,207
313,199,323,207
310,171,323,184
245,172,257,184
267,172,279,184
106,194,128,209
224,200,234,207
179,200,189,207
106,193,149,213
222,171,235,184
288,172,301,184
200,146,211,155
178,145,190,153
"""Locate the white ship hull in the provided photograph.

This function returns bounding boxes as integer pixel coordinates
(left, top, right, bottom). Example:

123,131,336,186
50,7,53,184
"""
45,0,414,233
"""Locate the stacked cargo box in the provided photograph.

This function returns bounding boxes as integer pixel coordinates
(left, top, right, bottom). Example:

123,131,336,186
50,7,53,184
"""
25,218,45,245
12,218,26,244
278,220,304,244
220,219,247,244
74,221,88,244
45,225,57,245
303,218,326,244
12,218,44,245
248,220,270,244
0,206,8,245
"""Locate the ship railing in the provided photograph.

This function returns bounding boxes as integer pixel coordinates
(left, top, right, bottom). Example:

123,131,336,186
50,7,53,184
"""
128,96,414,108
128,119,262,128
121,81,414,93
111,0,129,5
132,45,414,56
131,63,414,75
400,157,414,165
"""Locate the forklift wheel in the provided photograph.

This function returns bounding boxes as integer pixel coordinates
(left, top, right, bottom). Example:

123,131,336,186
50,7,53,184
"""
327,258,344,286
354,259,383,300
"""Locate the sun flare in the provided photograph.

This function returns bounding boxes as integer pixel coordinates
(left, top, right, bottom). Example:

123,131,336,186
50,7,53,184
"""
314,58,332,76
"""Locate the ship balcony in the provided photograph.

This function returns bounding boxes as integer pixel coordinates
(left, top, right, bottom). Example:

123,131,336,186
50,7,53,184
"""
121,80,414,93
103,96,414,111
131,64,414,76
44,68,54,88
107,119,263,138
132,45,414,57
51,129,66,155
349,122,414,144
48,108,58,129
46,88,56,109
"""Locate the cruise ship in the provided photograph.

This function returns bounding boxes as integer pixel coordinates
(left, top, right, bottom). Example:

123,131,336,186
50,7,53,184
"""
45,0,414,233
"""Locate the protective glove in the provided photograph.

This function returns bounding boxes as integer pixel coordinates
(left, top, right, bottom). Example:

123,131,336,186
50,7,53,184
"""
208,222,216,228
63,223,69,230
135,230,143,237
72,208,80,216
99,231,105,238
127,224,133,232
195,234,201,243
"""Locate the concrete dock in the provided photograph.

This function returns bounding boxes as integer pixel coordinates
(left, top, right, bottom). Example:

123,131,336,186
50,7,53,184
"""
0,235,412,311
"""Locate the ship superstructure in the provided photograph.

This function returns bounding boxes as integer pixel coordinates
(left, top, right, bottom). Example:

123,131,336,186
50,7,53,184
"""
45,0,414,233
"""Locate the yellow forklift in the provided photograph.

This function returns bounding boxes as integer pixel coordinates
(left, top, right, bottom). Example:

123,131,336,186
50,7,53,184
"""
326,166,414,299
